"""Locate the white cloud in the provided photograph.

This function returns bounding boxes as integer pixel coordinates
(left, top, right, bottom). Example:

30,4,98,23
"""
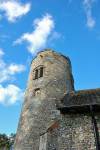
8,64,25,75
0,84,23,105
0,0,31,22
0,48,4,57
0,48,25,83
0,49,25,105
83,0,96,29
0,64,25,83
14,14,55,54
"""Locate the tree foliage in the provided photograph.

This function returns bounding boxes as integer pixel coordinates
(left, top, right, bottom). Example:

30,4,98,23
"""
0,133,15,149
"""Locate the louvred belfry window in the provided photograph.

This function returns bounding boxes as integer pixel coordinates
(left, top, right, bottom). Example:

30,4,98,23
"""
33,66,44,80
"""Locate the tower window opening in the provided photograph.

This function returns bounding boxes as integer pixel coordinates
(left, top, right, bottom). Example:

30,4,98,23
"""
35,69,38,79
39,67,43,77
33,66,44,80
34,88,41,96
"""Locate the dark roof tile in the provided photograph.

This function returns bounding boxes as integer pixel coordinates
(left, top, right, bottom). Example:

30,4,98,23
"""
62,88,100,108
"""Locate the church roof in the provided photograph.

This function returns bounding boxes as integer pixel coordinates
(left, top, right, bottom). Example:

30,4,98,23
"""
60,88,100,113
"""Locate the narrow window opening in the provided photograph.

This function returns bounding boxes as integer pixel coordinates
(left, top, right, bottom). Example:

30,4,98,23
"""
35,69,38,79
40,67,43,77
34,88,41,96
33,66,44,80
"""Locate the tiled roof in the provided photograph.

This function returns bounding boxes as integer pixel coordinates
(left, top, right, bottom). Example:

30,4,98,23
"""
62,88,100,108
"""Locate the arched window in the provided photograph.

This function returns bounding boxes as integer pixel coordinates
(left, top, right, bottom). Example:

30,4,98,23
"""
33,66,44,80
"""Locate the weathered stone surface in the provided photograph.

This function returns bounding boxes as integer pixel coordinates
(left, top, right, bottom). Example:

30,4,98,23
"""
14,49,100,150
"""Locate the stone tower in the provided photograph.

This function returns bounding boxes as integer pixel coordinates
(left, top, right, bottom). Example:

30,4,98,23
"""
14,49,100,150
14,49,74,150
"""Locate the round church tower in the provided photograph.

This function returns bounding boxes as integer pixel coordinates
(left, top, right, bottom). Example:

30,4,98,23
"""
14,49,74,150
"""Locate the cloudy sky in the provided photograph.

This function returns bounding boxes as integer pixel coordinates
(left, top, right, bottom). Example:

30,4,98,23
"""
0,0,100,134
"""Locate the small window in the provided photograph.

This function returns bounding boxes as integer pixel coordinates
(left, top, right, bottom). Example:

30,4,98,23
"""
34,88,41,96
40,67,43,77
33,66,44,80
35,69,38,79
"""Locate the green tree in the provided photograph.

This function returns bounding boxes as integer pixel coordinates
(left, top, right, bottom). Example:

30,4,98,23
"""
0,133,16,150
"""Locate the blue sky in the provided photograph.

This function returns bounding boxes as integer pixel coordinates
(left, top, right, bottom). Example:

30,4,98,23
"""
0,0,100,134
